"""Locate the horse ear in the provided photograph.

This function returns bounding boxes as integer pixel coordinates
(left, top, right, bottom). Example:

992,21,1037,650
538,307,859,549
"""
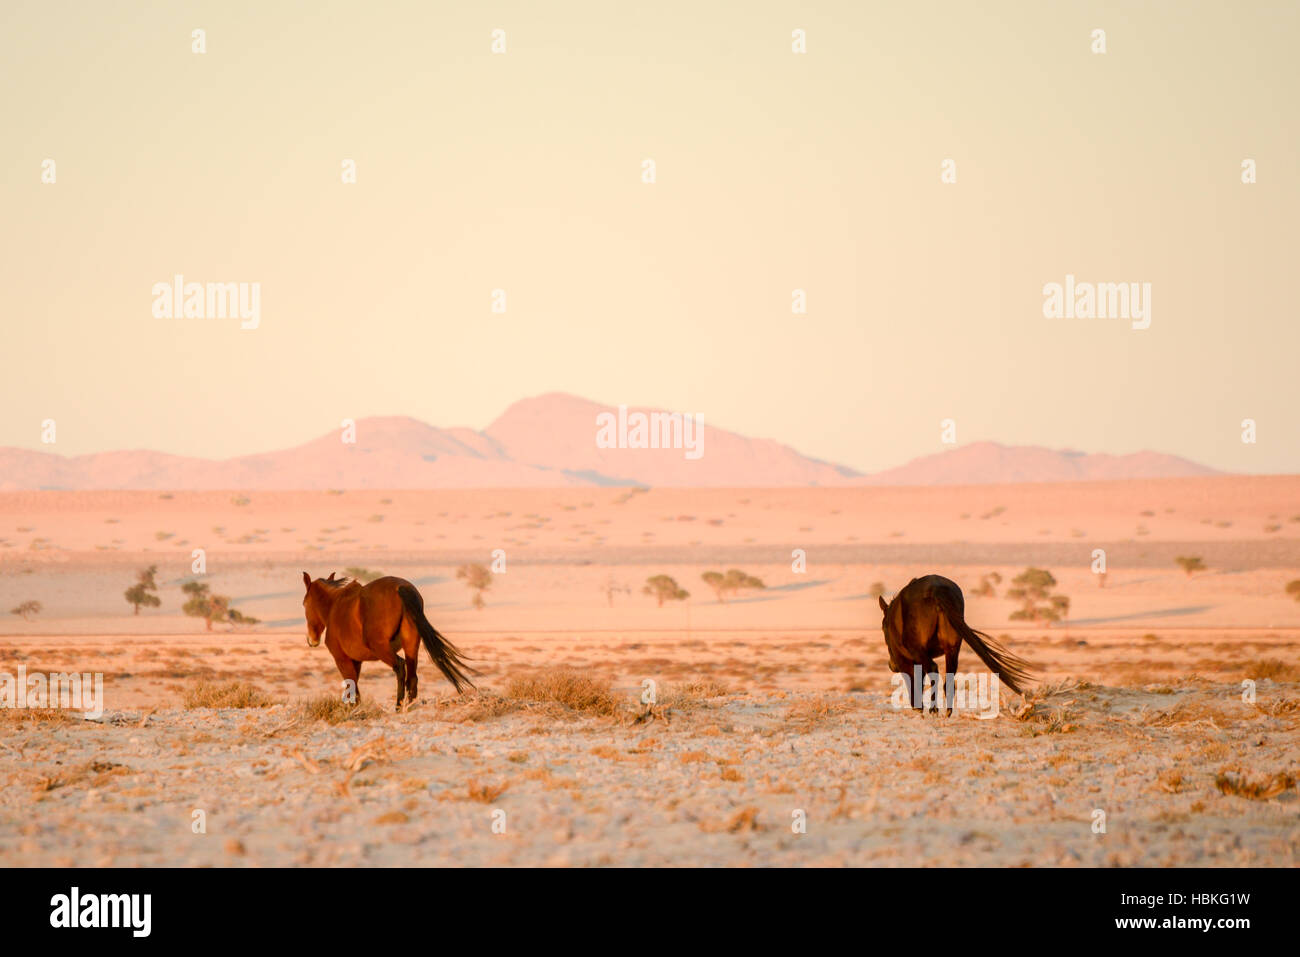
303,571,312,592
878,594,889,614
327,572,336,581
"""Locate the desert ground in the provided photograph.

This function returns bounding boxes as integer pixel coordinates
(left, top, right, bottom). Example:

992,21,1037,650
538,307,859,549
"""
1,477,1298,866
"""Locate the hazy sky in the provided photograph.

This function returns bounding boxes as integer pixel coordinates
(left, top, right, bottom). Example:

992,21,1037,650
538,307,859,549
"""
2,0,1297,474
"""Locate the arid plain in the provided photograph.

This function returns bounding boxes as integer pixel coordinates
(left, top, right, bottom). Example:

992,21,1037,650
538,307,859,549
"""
2,476,1298,866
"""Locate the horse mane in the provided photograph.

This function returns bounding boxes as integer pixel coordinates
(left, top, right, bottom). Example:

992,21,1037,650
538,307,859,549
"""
322,576,353,589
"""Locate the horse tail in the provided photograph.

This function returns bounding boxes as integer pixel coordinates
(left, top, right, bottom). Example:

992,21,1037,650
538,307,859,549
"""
934,589,1034,694
397,584,479,693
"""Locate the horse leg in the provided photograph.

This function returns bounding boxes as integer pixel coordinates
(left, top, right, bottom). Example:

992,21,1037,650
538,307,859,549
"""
399,616,420,705
376,637,406,712
943,647,960,716
328,643,359,704
938,612,963,716
923,658,939,714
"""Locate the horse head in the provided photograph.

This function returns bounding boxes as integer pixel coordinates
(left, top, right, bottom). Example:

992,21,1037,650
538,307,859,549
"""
879,593,902,672
302,571,328,647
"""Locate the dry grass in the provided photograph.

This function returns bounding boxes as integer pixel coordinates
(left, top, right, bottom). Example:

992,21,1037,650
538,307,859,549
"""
0,708,78,725
1254,697,1300,717
1132,699,1240,730
430,691,522,723
700,805,763,833
1011,700,1079,734
294,694,383,724
1007,679,1083,734
659,679,731,711
504,668,622,717
1156,769,1191,793
432,779,511,804
1214,769,1296,800
1248,659,1300,681
784,694,860,727
182,679,275,710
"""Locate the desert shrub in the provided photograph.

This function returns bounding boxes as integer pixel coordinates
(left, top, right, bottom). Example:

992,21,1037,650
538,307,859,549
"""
643,575,689,607
295,694,382,724
1006,568,1069,625
701,569,765,603
9,600,41,621
456,563,492,610
504,669,620,716
183,679,275,709
124,565,161,615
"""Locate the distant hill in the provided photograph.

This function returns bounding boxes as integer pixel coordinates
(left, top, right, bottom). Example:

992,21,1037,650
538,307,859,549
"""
857,441,1220,485
0,394,1223,489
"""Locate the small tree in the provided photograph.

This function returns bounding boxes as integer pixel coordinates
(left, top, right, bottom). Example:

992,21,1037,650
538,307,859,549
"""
1285,580,1300,602
1175,556,1206,577
643,575,689,608
867,581,887,599
182,582,223,631
971,571,1002,598
599,575,631,607
227,608,260,629
456,563,492,610
701,569,766,603
345,566,382,583
1006,568,1070,626
124,564,162,615
10,600,41,621
182,581,213,629
181,582,256,630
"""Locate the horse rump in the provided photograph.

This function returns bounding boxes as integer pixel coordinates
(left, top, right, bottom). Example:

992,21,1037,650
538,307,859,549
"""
397,583,479,693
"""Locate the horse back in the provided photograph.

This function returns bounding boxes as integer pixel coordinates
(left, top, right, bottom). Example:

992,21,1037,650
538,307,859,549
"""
895,575,965,656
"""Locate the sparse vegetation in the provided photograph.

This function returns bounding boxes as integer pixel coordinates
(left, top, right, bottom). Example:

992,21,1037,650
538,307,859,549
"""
181,582,259,630
296,693,382,724
700,569,765,603
456,563,492,610
505,669,620,716
1286,580,1300,602
345,566,383,583
124,565,161,615
9,600,41,621
182,679,274,709
971,571,1002,598
1006,568,1070,625
643,574,689,607
1215,770,1296,800
1175,555,1206,577
599,575,631,607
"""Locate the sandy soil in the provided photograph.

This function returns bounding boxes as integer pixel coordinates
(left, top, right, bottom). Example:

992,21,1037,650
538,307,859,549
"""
1,480,1297,866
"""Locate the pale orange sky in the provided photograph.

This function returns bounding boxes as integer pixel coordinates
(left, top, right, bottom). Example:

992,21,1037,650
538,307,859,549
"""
2,0,1297,474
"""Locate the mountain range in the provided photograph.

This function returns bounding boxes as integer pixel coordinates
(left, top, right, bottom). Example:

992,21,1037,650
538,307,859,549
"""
0,393,1222,490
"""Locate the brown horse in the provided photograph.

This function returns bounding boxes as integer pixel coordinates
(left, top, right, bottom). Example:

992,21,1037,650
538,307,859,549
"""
879,574,1033,714
302,572,477,710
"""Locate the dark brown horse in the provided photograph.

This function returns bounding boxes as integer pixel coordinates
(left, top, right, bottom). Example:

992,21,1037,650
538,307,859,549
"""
302,572,477,710
879,574,1033,714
